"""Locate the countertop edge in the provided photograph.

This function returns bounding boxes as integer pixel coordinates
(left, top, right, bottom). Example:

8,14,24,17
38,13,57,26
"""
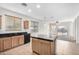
31,36,56,42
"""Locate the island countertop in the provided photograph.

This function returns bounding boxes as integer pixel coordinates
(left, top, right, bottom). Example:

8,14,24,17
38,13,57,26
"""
31,35,76,43
31,35,57,42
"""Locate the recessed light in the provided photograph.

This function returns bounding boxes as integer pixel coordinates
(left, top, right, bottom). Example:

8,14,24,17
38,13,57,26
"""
28,9,32,13
36,4,40,8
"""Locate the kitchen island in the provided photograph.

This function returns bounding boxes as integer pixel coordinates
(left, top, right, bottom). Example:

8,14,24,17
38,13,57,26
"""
32,35,57,55
32,35,78,55
0,32,30,52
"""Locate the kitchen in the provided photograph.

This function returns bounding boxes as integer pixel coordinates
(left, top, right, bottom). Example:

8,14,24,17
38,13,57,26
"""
0,3,79,55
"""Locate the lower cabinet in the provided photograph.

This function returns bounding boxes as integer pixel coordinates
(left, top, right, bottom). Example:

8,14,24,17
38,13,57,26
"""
39,40,51,55
32,38,40,53
12,36,19,47
0,35,24,52
18,35,24,45
0,39,4,52
12,35,24,47
32,38,55,55
4,37,12,50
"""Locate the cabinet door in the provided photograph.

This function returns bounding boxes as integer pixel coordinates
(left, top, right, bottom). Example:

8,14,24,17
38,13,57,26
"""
0,39,4,52
4,37,12,50
39,40,51,55
12,36,19,47
18,35,24,45
32,38,40,53
24,20,29,29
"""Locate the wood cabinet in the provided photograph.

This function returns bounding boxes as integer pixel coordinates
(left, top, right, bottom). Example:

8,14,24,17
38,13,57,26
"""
5,15,22,31
12,35,24,47
18,35,24,45
39,40,51,55
0,35,24,52
24,20,29,29
0,39,4,52
12,36,19,47
4,37,12,50
32,38,40,53
32,38,55,55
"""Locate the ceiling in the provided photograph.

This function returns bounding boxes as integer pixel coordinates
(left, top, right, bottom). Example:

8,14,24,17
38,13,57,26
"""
0,3,79,21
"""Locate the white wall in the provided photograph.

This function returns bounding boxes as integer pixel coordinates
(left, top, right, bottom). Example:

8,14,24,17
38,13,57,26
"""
58,21,72,36
38,18,75,39
75,16,79,43
38,20,57,36
59,19,76,41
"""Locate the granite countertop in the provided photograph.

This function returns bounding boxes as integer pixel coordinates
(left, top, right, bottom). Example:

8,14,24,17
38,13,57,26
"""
0,31,28,38
32,35,76,42
0,31,27,34
57,35,76,43
31,35,57,42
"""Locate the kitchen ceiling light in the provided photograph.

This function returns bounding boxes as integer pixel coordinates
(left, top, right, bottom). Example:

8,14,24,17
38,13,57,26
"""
36,4,40,8
28,9,32,13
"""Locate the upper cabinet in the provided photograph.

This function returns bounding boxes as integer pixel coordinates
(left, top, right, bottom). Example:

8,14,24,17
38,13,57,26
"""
23,20,29,29
30,21,39,33
5,15,22,31
0,15,30,32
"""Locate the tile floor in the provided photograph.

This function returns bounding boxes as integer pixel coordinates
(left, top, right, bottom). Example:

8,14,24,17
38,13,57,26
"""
0,42,36,55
